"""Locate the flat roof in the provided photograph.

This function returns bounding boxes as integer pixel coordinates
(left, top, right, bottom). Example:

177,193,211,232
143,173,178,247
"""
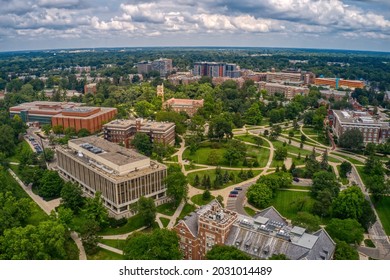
104,119,175,131
70,136,148,166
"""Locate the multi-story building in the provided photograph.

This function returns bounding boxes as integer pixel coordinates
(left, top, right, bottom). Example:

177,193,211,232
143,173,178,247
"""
314,78,364,89
168,73,201,86
103,118,176,147
151,58,173,77
193,62,240,78
10,101,117,133
137,61,152,74
163,98,204,117
174,201,336,260
84,83,97,95
331,110,390,144
257,82,309,100
320,89,349,101
56,136,168,218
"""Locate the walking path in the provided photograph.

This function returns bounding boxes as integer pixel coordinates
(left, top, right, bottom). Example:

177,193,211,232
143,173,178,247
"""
70,231,87,260
100,226,147,240
167,200,185,229
97,243,123,255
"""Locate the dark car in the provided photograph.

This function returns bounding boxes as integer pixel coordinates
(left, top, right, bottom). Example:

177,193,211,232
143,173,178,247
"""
234,187,243,191
230,190,239,195
293,177,300,182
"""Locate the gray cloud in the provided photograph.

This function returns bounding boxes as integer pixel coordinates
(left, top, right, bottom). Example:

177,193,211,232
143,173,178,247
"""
0,0,389,51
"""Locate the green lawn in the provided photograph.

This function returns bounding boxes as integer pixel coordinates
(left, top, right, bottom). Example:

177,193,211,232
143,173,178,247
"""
302,127,322,136
270,190,315,220
99,214,146,236
170,155,178,162
184,164,204,171
183,145,227,165
234,135,270,148
99,239,127,250
271,140,316,157
283,185,312,191
355,166,369,185
177,203,196,221
159,217,171,227
373,196,390,235
156,202,177,216
190,194,215,206
331,152,365,165
244,206,257,217
364,239,376,248
87,248,125,260
187,169,261,190
328,156,342,163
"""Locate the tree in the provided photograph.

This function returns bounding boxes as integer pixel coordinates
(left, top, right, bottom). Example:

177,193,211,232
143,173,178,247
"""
338,129,364,151
339,161,352,177
77,128,90,137
52,125,64,135
43,148,55,162
123,229,182,260
326,218,364,244
247,183,273,209
39,170,64,200
366,176,390,200
331,186,365,221
256,172,292,194
333,240,359,260
0,192,31,234
270,125,282,140
274,147,287,161
0,125,16,156
254,136,264,147
137,196,156,227
245,102,263,125
82,192,109,228
206,245,251,260
41,124,52,135
131,133,152,156
207,150,220,165
135,100,155,118
311,171,340,199
292,212,321,233
60,182,84,213
224,140,247,166
80,220,101,255
364,155,384,176
164,172,188,206
320,149,329,170
208,115,233,140
193,174,200,187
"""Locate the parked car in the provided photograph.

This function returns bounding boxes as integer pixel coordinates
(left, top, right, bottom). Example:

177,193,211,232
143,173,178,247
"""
229,194,237,198
293,177,300,182
234,187,243,191
230,190,239,195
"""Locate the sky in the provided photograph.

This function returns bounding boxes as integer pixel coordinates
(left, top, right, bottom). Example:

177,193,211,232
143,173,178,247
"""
0,0,390,52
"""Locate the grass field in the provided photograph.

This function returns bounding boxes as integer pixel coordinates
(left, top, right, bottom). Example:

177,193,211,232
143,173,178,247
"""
99,239,126,250
234,135,270,148
187,169,261,189
99,214,145,235
159,217,170,227
331,152,365,165
156,202,177,216
271,140,316,157
190,194,215,206
87,248,125,260
373,196,390,235
177,203,196,221
184,164,205,171
355,166,369,185
8,140,32,163
170,155,178,162
244,206,257,217
183,141,270,168
270,190,315,220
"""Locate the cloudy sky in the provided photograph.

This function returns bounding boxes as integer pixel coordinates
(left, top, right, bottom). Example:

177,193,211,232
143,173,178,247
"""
0,0,389,52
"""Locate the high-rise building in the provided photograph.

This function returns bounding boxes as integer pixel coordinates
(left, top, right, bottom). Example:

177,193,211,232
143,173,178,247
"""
151,58,173,77
173,201,336,260
137,61,152,74
56,136,168,218
193,62,239,78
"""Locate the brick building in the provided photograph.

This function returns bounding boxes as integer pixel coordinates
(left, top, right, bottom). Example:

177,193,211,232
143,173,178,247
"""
331,110,390,144
56,136,168,218
10,101,117,132
174,201,336,260
103,118,175,147
163,98,204,117
84,83,97,95
257,82,309,100
314,78,364,89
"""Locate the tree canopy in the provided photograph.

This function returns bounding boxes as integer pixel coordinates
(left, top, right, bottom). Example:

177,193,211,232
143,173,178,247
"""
205,245,251,260
326,218,364,244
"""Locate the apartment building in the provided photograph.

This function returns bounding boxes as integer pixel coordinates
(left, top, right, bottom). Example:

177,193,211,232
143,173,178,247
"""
173,201,336,260
56,136,168,218
193,62,240,78
151,58,173,77
103,118,176,147
331,110,390,144
163,98,204,117
257,82,310,100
